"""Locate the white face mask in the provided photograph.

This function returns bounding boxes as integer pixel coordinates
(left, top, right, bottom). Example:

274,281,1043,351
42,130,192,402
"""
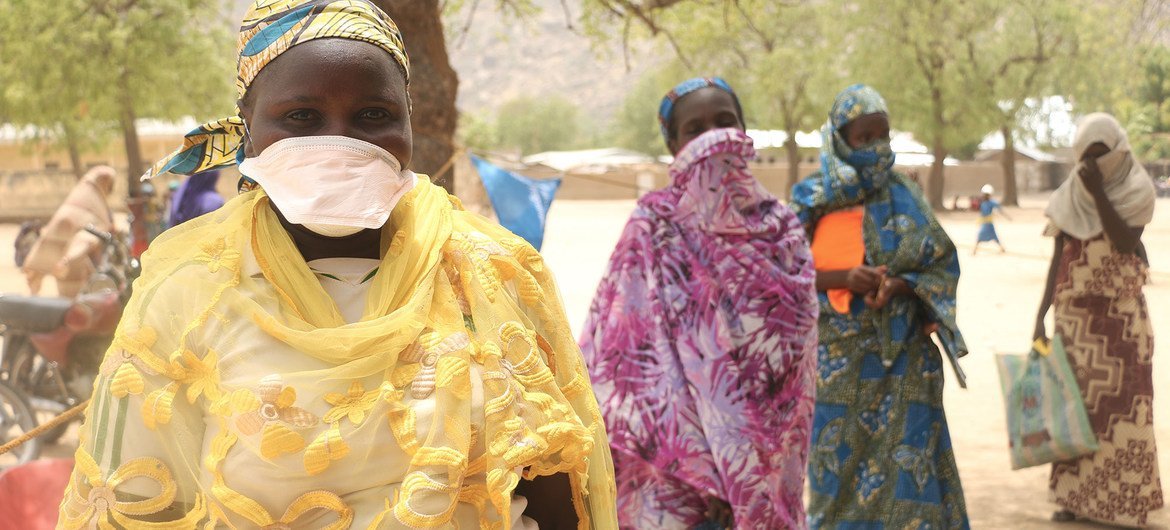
239,135,416,237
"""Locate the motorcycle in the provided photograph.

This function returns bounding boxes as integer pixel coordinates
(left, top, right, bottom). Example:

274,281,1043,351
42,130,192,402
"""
0,380,40,468
0,226,137,445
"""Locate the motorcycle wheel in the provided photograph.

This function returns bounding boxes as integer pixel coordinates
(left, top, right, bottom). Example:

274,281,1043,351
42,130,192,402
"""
9,347,71,445
0,380,41,468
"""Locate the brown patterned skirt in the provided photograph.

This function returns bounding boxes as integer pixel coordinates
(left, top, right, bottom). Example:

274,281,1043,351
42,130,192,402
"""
1050,235,1163,527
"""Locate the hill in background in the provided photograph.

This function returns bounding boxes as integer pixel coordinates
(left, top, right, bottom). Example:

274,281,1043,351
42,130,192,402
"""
448,0,661,124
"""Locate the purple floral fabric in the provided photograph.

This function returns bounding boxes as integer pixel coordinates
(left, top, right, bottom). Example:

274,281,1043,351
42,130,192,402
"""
580,128,819,529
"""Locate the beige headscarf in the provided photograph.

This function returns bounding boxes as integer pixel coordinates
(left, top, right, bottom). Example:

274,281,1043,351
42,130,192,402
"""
1045,113,1156,240
22,166,116,297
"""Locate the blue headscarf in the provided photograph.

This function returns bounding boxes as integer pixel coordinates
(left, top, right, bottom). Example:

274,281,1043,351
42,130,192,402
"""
657,77,739,142
790,84,968,386
796,84,896,214
170,170,225,227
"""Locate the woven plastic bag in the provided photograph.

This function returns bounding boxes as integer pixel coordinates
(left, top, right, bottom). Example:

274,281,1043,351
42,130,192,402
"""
996,336,1099,470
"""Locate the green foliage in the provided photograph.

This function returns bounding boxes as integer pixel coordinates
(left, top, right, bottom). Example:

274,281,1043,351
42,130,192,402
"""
666,0,841,136
466,95,586,155
1124,46,1170,160
846,0,990,152
607,63,687,157
954,0,1081,134
1060,0,1160,113
0,0,235,163
458,110,501,153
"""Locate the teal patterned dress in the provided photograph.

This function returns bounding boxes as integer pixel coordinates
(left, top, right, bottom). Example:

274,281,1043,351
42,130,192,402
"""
792,85,970,530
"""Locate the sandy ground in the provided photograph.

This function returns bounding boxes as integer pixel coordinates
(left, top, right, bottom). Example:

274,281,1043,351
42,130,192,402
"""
1,194,1167,528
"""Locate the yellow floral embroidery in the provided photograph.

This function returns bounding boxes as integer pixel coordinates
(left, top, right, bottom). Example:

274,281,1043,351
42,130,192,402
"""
203,428,351,528
195,236,241,274
303,381,380,475
388,229,407,257
59,449,206,529
103,354,154,399
449,232,506,301
99,327,163,399
322,381,380,425
142,382,180,430
405,331,471,400
256,491,353,529
304,423,350,475
174,349,222,404
235,375,318,460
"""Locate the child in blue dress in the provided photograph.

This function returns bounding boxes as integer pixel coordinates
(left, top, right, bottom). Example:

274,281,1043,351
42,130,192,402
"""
973,184,1012,254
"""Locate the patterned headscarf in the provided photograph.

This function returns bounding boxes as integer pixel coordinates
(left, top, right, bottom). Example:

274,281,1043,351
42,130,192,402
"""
657,77,739,141
806,84,895,211
143,0,410,181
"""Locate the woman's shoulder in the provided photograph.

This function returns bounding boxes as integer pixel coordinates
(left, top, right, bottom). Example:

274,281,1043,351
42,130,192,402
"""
132,193,258,308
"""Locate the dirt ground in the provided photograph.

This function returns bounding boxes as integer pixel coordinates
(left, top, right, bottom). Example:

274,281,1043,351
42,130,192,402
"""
1,193,1167,528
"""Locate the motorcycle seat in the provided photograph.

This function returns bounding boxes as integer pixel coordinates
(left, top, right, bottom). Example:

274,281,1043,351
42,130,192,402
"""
0,296,72,334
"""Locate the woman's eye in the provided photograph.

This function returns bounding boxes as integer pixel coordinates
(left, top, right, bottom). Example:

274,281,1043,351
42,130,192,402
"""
361,109,390,120
285,110,314,121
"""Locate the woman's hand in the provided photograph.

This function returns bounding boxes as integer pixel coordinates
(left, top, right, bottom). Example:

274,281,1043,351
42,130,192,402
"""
515,473,580,529
846,265,887,294
864,276,910,309
1078,158,1106,196
1033,317,1047,342
704,496,733,529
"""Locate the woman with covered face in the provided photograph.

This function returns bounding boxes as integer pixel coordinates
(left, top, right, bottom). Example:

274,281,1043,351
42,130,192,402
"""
1035,112,1162,527
57,1,617,528
22,165,117,297
792,84,969,529
579,77,819,529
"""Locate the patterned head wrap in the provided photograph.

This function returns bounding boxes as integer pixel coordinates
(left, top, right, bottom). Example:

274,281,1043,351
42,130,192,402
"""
657,77,739,142
800,84,895,210
144,0,410,181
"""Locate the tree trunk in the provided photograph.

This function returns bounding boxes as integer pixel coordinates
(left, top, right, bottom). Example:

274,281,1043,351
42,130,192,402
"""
119,70,143,197
373,0,458,195
62,122,84,180
784,134,801,199
121,108,143,197
1000,125,1019,206
929,138,947,210
927,89,946,210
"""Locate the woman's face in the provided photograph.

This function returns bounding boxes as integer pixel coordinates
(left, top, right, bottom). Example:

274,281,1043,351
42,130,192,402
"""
842,113,890,149
240,38,412,168
668,87,744,155
1080,141,1110,162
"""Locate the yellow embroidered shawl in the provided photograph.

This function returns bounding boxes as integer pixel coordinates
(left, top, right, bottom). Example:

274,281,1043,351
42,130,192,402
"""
59,178,618,529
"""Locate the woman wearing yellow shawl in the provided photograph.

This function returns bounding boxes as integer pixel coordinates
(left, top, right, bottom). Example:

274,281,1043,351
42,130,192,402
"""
57,1,617,528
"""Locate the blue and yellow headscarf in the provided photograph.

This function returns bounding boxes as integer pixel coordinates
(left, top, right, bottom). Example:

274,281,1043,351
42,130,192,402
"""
657,77,739,142
807,83,896,210
144,0,410,181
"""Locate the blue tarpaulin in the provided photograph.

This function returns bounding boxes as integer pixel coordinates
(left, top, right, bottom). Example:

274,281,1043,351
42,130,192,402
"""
470,155,561,251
